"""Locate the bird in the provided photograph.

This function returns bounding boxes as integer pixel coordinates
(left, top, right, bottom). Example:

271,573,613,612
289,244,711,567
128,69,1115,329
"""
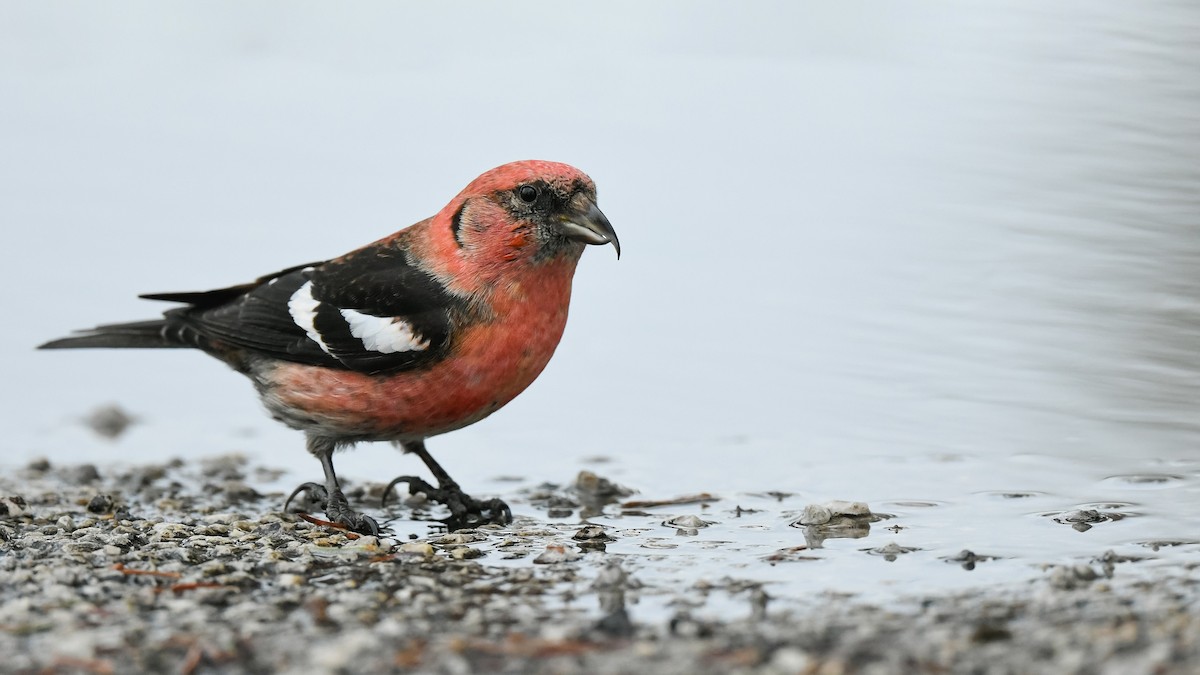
39,160,619,534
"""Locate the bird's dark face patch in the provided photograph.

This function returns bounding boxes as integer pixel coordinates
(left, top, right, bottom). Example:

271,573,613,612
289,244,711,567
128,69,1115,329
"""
502,178,587,219
498,178,608,259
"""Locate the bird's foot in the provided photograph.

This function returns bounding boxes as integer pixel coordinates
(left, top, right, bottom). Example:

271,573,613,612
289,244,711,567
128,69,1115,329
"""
382,475,512,530
284,481,328,512
284,481,380,536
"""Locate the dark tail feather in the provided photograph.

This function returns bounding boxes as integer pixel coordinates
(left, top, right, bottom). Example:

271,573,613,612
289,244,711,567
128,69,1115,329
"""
38,319,189,350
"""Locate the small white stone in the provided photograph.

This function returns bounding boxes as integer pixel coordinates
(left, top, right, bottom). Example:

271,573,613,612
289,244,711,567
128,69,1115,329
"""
533,544,583,564
665,515,711,529
826,500,872,517
449,546,483,560
798,504,832,525
398,542,435,557
277,574,304,587
770,647,811,672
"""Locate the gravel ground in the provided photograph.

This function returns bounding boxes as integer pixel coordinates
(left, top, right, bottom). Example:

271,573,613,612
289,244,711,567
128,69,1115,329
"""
2,454,1197,674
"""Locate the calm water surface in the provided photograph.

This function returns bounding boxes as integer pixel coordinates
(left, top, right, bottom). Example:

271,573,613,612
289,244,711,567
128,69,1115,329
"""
2,2,1197,612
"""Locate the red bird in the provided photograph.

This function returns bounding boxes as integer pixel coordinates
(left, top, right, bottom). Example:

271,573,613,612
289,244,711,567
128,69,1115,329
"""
40,160,619,534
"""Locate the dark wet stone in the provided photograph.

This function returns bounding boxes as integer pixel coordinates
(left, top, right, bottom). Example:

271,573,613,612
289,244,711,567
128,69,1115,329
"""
972,623,1013,643
218,482,262,503
943,549,998,571
26,458,51,473
1058,509,1104,523
121,465,168,488
573,525,614,550
669,611,714,639
595,607,634,637
572,525,614,542
1,496,29,517
62,464,101,485
572,470,634,505
86,494,114,514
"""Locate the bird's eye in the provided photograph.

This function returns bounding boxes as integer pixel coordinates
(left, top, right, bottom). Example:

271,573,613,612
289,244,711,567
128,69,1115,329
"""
518,185,538,204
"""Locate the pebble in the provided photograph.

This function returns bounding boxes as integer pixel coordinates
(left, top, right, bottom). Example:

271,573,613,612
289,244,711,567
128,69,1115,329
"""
1049,564,1102,590
797,504,832,525
665,514,711,529
572,470,635,504
26,458,51,473
449,546,483,560
868,542,919,561
769,647,810,673
1057,509,1105,524
533,544,584,564
397,542,435,558
86,494,114,514
0,496,29,517
826,500,872,517
62,464,101,485
573,525,614,542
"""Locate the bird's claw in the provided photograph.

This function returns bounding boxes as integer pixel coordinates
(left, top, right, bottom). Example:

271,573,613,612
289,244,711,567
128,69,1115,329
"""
284,482,328,512
324,490,380,536
284,481,380,536
382,475,512,530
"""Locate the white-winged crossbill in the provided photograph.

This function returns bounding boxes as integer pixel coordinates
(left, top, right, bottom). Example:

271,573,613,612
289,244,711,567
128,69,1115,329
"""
40,160,619,534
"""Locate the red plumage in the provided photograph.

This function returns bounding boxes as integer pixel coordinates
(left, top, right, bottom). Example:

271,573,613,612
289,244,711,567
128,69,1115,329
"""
40,160,619,533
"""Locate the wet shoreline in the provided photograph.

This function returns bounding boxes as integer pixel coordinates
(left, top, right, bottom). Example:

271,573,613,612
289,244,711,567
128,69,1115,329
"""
2,455,1196,674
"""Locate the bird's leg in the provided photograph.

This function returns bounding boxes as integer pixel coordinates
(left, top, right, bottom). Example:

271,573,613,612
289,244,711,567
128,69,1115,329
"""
382,439,512,530
284,435,379,536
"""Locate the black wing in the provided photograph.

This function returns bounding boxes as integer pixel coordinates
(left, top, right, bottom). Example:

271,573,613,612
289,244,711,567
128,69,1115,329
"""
154,247,466,375
140,261,322,306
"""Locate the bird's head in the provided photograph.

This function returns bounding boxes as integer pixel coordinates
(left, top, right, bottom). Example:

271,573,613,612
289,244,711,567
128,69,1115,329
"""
441,160,619,266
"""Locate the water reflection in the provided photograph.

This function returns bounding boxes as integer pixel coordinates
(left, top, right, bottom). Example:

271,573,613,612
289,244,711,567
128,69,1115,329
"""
985,2,1200,452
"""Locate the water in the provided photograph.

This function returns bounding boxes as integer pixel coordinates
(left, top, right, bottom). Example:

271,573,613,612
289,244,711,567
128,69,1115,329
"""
2,2,1198,615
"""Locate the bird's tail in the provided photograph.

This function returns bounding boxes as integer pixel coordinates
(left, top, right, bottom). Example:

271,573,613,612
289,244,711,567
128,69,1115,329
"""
38,319,189,350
